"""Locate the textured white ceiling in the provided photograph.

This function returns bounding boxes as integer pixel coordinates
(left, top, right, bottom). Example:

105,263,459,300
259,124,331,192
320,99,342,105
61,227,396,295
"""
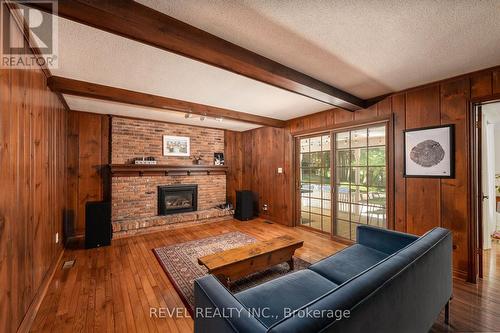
64,95,261,131
138,0,500,99
50,15,331,126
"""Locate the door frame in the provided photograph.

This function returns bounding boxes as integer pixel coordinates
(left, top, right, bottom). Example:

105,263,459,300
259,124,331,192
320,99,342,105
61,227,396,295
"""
292,115,393,243
469,98,500,283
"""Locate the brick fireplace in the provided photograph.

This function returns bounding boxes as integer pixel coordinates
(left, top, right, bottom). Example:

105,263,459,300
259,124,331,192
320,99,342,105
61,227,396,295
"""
111,117,232,237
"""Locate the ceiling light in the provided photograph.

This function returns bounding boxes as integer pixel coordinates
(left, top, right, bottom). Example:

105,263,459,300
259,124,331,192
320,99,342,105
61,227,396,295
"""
215,117,223,122
200,116,205,121
185,113,193,119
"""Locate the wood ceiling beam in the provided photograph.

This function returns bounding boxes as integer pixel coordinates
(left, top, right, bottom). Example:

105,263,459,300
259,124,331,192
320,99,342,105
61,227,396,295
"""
47,76,286,128
29,0,366,111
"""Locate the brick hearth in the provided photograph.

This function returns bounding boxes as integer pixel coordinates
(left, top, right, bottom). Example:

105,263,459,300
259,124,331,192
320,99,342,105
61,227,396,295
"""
112,208,234,238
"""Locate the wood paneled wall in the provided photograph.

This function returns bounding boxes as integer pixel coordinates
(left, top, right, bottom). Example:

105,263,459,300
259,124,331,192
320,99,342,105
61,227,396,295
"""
225,127,293,225
226,66,500,279
0,17,67,333
66,111,110,237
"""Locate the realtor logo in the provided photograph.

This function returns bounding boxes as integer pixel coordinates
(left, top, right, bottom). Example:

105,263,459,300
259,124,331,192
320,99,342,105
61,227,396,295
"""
1,0,58,68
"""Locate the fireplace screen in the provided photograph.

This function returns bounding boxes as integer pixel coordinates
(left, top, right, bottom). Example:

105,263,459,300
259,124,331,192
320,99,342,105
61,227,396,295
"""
158,185,198,215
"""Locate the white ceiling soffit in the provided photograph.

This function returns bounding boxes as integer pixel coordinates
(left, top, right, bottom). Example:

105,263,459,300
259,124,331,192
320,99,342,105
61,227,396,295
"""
138,0,500,99
64,95,261,132
51,15,331,123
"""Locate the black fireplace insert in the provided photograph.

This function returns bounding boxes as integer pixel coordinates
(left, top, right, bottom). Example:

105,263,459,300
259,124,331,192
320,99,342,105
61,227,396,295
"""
158,184,198,215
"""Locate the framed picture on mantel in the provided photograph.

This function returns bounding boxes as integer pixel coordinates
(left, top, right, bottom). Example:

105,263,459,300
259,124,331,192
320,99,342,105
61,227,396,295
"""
214,152,224,165
403,124,455,178
163,135,190,157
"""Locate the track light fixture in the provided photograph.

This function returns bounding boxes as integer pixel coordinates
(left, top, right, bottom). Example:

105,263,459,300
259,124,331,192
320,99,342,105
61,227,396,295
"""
183,113,222,122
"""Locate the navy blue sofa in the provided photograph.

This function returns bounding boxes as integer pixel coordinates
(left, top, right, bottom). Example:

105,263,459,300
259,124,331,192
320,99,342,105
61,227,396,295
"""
194,226,452,333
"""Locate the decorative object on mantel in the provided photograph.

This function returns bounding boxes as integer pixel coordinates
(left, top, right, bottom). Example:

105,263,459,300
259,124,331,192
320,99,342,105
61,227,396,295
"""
404,124,455,178
163,135,190,156
110,164,228,177
214,152,224,165
134,156,157,165
191,153,203,165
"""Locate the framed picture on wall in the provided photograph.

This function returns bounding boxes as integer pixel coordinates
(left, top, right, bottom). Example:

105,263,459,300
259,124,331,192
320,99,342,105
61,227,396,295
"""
163,135,190,157
404,124,455,178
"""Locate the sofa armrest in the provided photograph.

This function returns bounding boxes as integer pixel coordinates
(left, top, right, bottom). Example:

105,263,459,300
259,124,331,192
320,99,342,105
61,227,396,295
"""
357,225,418,255
194,275,267,333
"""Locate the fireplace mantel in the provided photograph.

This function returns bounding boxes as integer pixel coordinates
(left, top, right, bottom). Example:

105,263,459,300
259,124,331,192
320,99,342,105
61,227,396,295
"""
110,164,228,177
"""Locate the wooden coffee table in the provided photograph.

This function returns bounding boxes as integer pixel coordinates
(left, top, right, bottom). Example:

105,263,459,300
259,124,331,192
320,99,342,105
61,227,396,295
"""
198,235,304,287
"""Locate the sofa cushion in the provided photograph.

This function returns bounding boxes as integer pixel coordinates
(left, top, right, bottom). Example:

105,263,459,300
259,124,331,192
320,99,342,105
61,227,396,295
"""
309,244,389,284
234,270,337,328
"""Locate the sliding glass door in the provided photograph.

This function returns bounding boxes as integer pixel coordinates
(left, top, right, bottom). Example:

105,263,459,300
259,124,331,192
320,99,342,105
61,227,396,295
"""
297,123,388,240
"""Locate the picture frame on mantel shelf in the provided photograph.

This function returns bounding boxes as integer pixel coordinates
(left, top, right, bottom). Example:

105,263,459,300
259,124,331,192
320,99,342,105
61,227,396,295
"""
214,152,224,166
403,124,455,178
163,135,190,157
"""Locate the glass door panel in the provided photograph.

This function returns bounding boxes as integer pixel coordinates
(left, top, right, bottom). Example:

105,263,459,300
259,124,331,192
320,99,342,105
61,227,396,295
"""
333,125,387,240
299,134,331,233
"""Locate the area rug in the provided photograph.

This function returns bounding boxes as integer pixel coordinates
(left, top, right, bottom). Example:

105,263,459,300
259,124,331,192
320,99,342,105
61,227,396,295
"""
153,232,310,313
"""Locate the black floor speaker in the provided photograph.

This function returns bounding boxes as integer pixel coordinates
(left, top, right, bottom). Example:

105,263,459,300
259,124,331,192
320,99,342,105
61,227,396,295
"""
85,201,112,249
234,190,255,221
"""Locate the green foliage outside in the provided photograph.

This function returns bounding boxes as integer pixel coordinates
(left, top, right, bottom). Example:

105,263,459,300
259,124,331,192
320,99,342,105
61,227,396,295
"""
300,148,386,191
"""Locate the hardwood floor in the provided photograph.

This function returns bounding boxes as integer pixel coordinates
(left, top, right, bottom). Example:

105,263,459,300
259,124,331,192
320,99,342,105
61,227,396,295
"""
30,220,500,332
431,240,500,332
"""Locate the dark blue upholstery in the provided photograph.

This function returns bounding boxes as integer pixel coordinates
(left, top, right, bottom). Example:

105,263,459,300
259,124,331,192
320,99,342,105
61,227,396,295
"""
194,226,452,333
194,275,267,333
309,244,389,284
357,225,418,254
235,270,338,327
268,228,452,333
